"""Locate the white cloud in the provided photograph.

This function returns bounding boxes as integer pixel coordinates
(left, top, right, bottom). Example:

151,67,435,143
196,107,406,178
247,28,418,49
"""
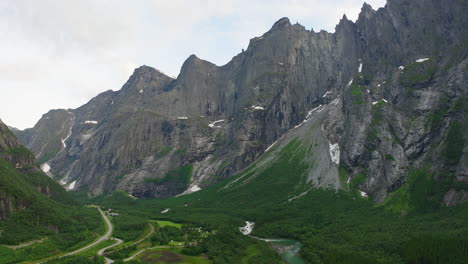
0,0,385,129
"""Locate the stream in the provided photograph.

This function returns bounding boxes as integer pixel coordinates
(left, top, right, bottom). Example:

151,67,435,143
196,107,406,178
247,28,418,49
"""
240,221,306,264
265,239,305,264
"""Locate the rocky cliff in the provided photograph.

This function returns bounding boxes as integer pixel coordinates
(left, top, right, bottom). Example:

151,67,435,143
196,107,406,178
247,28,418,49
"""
0,118,68,220
16,0,467,203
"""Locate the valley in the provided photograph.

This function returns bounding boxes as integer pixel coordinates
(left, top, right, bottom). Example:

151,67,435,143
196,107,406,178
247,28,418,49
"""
1,0,468,263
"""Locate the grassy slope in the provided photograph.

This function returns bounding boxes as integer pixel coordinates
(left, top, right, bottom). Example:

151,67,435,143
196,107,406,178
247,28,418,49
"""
0,157,104,263
90,135,468,264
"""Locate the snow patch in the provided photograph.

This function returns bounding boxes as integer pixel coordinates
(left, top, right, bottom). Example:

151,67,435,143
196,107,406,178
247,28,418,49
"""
294,123,304,129
139,89,143,93
367,90,370,93
399,66,405,70
265,140,278,152
306,105,323,119
239,221,255,235
59,179,66,185
294,105,324,129
360,191,368,197
81,133,93,142
208,119,225,128
347,79,354,87
68,180,77,190
373,99,388,105
127,193,138,200
288,190,310,202
322,91,332,98
377,84,381,87
161,208,170,214
347,177,351,184
185,185,201,194
329,143,340,165
415,58,430,63
251,106,265,110
41,163,50,173
62,126,73,148
84,120,98,124
278,62,284,66
177,116,188,120
358,62,363,73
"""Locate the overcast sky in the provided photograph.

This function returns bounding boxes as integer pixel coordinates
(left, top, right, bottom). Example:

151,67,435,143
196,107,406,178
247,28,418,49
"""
0,0,386,129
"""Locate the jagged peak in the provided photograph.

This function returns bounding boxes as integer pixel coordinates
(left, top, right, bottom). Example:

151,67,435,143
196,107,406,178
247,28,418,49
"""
182,54,203,66
362,2,374,11
335,14,354,31
179,54,218,77
132,65,169,78
269,17,292,32
123,65,175,88
359,2,376,21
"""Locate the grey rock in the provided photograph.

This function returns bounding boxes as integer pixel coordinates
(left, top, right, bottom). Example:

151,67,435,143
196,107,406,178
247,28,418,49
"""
14,0,468,203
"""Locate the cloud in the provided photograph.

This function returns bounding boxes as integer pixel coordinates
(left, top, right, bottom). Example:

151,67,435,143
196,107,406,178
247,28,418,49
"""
0,0,386,129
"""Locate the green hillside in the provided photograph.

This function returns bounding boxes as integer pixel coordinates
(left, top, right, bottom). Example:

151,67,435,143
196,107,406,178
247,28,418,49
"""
89,136,468,264
0,122,104,264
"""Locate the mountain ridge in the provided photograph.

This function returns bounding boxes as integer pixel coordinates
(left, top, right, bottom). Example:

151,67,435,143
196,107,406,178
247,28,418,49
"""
14,0,468,204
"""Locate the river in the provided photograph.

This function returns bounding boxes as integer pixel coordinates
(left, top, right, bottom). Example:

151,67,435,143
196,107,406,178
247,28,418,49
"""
240,221,305,264
266,239,305,264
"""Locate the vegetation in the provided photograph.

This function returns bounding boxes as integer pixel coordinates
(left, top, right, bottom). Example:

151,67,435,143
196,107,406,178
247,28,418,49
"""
112,214,148,241
46,255,105,264
350,83,364,97
158,147,173,156
2,107,467,264
144,165,193,190
444,121,464,163
136,248,210,264
400,59,438,88
152,220,183,229
82,137,468,264
0,155,105,264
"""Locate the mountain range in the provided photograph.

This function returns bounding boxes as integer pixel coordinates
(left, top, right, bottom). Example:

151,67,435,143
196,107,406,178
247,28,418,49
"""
12,0,468,206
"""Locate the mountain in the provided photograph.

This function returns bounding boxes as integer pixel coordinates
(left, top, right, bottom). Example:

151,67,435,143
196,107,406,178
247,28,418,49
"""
15,0,467,204
0,117,62,220
0,118,105,263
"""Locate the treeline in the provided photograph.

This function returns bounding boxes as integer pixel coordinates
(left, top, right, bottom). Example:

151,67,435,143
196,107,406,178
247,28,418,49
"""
111,214,147,241
182,227,281,264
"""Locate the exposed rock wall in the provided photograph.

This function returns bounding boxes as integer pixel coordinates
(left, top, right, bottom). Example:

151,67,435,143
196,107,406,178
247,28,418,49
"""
15,0,468,203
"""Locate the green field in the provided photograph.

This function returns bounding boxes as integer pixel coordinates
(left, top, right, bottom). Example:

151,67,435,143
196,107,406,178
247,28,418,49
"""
137,248,210,264
151,220,183,229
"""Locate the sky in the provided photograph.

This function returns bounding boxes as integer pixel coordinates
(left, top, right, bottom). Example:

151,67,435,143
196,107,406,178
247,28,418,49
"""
0,0,386,129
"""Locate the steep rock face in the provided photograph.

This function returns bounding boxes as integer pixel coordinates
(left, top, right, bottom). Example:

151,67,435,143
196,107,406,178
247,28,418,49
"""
15,109,74,165
0,119,35,169
15,0,468,202
0,119,67,219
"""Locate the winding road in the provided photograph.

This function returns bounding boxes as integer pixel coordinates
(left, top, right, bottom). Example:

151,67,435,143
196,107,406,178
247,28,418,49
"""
130,223,154,246
98,237,123,264
32,208,160,264
3,238,46,249
123,245,185,262
103,222,155,263
34,206,115,264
